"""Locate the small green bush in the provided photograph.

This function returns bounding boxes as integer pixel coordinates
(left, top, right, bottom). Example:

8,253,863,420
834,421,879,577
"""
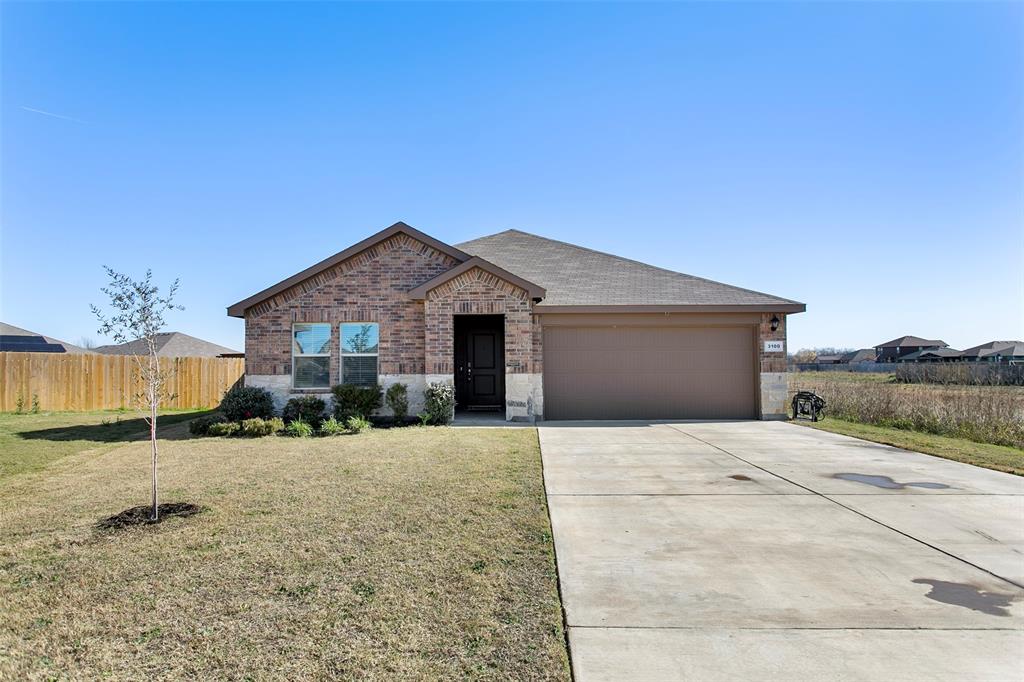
385,383,409,421
240,417,279,437
283,395,326,428
424,382,455,425
220,385,275,422
207,421,240,437
189,414,227,436
284,419,314,438
332,384,382,420
319,416,346,436
345,415,372,433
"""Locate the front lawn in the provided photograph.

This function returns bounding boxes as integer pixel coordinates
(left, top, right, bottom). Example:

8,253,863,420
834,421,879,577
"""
797,417,1024,476
0,425,569,680
0,409,210,480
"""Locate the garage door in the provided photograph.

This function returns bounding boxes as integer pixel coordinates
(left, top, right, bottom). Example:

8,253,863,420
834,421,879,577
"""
543,326,757,420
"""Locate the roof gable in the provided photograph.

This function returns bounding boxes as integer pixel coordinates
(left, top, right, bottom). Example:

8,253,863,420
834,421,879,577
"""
408,257,546,301
227,222,469,317
456,229,804,311
876,336,947,348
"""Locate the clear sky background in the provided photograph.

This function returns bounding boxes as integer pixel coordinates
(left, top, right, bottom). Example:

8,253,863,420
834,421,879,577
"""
2,2,1021,353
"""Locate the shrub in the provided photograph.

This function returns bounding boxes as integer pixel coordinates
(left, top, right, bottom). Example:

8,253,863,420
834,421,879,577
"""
220,385,275,422
189,414,227,436
283,396,326,428
319,416,346,436
345,415,372,433
423,382,455,425
207,421,240,437
385,383,409,421
240,417,279,437
284,419,314,438
332,384,383,420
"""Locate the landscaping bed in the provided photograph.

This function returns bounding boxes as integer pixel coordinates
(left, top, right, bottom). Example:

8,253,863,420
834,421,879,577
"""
0,424,569,680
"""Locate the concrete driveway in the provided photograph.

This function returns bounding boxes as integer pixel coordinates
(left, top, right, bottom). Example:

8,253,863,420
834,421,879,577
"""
539,421,1024,681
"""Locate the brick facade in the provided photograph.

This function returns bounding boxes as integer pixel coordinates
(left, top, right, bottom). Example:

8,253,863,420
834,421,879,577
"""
244,234,459,383
758,312,787,373
424,267,534,376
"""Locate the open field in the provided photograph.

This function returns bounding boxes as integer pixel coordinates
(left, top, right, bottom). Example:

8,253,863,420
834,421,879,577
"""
0,410,211,480
791,373,1024,450
795,417,1024,476
0,422,569,680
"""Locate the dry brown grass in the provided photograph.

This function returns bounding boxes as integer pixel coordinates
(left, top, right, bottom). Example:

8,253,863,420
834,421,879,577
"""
791,375,1024,449
0,424,569,681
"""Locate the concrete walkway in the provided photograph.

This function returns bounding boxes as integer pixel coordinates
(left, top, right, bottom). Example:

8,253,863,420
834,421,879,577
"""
539,421,1024,681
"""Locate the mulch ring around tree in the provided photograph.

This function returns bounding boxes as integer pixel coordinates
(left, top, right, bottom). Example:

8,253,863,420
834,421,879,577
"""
96,503,205,530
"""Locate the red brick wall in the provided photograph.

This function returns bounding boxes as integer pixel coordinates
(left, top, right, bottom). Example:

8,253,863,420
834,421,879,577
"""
244,234,459,381
759,313,787,373
424,267,535,375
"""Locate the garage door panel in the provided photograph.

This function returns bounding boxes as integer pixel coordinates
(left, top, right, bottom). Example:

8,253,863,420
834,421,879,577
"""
544,326,756,420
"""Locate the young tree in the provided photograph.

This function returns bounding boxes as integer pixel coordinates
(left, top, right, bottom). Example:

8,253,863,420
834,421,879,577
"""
92,267,182,521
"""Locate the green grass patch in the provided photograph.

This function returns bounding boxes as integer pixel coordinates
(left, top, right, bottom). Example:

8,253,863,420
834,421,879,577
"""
0,426,569,679
797,417,1024,476
0,409,212,480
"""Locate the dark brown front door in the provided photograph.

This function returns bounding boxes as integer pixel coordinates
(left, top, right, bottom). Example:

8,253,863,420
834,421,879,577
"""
455,315,504,410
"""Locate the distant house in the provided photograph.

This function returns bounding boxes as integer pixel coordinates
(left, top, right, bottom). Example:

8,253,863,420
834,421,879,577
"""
959,341,1024,365
815,354,844,364
840,349,877,364
94,332,241,358
874,336,947,363
897,347,962,363
0,322,93,354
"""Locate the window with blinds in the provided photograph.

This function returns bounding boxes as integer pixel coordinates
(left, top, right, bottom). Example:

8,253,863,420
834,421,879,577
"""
292,323,331,388
341,323,379,387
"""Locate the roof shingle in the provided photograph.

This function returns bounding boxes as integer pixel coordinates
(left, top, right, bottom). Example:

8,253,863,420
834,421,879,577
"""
457,229,804,310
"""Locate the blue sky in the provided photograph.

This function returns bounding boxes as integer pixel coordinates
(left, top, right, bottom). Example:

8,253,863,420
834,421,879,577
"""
2,2,1021,352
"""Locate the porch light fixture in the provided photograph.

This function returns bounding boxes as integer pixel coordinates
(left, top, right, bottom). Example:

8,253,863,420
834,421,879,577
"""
770,315,780,332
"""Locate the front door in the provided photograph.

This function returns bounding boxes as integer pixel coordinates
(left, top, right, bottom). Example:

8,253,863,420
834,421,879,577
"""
455,316,504,410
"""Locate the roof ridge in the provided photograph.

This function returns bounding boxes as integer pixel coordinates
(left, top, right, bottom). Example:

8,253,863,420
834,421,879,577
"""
462,228,803,306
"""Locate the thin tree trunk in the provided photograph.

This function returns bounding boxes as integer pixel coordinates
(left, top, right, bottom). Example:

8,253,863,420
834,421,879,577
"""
150,359,159,522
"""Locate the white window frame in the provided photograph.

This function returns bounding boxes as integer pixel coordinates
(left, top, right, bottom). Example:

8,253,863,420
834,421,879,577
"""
292,323,332,389
340,322,379,386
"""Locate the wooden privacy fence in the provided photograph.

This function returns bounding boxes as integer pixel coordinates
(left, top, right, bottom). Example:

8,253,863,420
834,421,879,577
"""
0,353,245,412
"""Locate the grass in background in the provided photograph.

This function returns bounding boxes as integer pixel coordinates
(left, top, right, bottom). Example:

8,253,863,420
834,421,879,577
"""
797,417,1023,476
791,375,1024,449
0,410,210,480
0,427,569,680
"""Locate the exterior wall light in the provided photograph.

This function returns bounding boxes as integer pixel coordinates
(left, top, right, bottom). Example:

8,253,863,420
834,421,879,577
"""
770,315,780,332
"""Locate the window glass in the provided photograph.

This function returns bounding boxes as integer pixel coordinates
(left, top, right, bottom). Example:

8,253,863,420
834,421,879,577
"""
341,323,379,387
341,323,379,354
293,323,331,388
293,323,331,355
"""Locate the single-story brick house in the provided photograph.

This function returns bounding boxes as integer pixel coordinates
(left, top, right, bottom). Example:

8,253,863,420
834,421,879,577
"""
228,222,805,421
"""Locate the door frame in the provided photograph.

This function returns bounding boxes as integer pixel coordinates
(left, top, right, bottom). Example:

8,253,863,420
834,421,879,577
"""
453,314,506,411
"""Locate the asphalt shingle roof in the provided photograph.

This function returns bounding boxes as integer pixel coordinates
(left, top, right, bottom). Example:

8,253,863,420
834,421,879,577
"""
456,230,803,309
94,332,240,358
876,336,947,349
0,322,93,354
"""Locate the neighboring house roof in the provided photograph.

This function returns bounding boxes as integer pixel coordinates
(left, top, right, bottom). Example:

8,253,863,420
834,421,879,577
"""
960,340,1024,359
815,354,844,363
840,349,877,363
875,336,947,349
93,332,241,357
898,348,962,361
0,322,92,354
456,229,805,311
228,222,805,317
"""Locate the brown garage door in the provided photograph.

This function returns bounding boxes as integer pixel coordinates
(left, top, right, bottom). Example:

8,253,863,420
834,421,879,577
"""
543,326,757,420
